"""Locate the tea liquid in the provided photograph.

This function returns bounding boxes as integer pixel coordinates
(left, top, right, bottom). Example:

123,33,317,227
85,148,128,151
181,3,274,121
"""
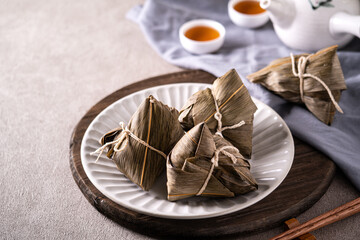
234,1,266,15
185,26,220,41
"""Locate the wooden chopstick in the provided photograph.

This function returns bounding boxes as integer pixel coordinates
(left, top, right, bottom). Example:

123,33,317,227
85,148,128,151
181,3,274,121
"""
270,197,360,240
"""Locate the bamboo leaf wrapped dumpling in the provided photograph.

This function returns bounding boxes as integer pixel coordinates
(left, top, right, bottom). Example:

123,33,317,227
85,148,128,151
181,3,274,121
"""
246,45,346,125
167,122,257,201
179,69,257,158
96,95,184,191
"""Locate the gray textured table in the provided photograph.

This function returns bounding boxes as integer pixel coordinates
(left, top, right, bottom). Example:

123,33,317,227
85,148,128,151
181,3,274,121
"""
1,1,359,239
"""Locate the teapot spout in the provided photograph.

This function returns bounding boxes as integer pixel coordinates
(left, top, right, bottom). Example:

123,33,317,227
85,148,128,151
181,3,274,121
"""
330,12,360,38
260,0,294,28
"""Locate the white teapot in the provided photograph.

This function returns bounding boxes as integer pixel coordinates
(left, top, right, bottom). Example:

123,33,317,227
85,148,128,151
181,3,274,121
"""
260,0,360,51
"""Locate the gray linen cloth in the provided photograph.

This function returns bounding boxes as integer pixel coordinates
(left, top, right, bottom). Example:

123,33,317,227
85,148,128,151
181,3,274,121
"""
127,0,360,191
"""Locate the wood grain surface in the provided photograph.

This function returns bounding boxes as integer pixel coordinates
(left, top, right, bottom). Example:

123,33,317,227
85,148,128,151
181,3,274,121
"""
271,197,360,240
69,70,336,238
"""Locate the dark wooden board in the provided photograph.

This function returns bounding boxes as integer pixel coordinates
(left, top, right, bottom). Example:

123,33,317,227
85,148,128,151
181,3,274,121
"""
69,70,336,238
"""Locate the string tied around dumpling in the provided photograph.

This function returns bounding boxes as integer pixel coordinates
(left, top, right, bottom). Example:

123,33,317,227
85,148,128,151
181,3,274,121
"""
196,145,239,196
193,88,246,195
211,89,246,138
91,122,167,163
290,53,344,114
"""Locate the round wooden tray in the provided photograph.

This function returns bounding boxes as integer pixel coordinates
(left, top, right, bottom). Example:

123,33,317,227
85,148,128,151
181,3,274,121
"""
69,70,336,238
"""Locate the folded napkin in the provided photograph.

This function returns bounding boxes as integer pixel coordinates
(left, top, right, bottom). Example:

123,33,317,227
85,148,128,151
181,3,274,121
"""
127,0,360,191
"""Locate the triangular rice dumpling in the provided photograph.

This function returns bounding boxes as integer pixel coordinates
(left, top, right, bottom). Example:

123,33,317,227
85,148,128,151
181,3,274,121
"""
246,45,346,125
167,122,257,201
179,69,257,158
100,95,184,191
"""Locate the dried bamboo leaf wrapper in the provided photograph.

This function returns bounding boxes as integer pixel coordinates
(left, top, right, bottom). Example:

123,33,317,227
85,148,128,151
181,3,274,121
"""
167,123,257,201
247,45,346,125
170,122,215,168
100,127,123,158
100,96,184,191
167,157,234,201
212,135,257,195
179,69,257,158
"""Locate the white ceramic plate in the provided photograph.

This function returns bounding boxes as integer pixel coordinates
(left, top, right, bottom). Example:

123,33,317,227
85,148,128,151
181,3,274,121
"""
81,83,294,219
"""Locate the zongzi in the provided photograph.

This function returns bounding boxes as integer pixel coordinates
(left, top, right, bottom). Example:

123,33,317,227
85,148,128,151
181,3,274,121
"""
167,122,257,201
94,95,184,191
179,69,257,158
247,45,346,125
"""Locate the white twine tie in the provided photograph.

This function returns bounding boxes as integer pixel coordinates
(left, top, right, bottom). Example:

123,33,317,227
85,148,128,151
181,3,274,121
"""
196,146,240,196
290,53,343,113
212,90,245,138
91,122,167,163
194,89,247,195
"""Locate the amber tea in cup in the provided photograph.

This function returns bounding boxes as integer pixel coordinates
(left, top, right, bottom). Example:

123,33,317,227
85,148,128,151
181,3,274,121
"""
228,0,269,28
179,19,226,54
184,26,220,41
233,0,266,15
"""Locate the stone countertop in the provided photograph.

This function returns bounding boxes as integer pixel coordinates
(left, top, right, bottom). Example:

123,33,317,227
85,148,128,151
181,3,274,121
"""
1,1,359,239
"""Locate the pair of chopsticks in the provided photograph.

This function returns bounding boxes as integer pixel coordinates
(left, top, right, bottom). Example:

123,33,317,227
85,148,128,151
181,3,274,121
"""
270,197,360,240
